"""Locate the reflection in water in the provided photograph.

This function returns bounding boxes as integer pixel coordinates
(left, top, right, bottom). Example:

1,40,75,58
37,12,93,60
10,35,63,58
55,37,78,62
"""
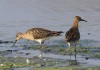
39,49,43,59
67,60,79,66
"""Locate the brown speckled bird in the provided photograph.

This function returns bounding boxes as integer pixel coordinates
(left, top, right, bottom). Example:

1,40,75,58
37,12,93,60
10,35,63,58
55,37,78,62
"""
13,28,63,46
65,16,87,60
13,28,63,57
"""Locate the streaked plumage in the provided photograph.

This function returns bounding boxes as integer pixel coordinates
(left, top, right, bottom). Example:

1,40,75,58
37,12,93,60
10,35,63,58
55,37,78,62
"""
13,28,63,57
65,16,87,60
26,28,63,39
65,27,80,42
13,28,63,45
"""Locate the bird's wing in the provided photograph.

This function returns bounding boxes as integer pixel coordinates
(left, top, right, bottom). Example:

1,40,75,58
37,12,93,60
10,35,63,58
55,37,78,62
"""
26,28,52,39
65,28,80,42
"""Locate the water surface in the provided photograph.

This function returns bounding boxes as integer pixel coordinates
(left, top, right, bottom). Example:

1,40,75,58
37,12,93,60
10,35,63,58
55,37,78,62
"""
0,0,100,69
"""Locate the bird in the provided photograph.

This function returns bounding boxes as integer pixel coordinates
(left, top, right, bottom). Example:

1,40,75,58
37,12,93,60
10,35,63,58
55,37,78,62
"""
65,16,87,60
13,28,63,57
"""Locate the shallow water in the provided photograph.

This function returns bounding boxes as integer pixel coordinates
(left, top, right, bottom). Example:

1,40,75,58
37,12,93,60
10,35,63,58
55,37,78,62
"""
0,0,100,69
0,0,100,41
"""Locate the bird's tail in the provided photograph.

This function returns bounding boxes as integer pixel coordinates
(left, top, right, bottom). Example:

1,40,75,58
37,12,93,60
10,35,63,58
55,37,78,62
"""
51,31,63,36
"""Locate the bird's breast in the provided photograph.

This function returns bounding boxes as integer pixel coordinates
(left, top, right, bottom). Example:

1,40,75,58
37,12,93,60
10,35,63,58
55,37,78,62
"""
24,34,35,41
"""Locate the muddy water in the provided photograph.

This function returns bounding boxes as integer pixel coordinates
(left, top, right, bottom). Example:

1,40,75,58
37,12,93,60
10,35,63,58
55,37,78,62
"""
0,0,100,69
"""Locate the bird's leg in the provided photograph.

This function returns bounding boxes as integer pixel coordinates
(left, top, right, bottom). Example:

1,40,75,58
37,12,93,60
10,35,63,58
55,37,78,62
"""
67,42,72,60
39,42,44,59
74,43,77,60
38,41,44,49
39,43,43,59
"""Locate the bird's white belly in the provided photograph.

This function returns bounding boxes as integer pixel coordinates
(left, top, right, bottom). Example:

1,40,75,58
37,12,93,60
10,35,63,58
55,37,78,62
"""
24,34,50,44
35,39,44,44
35,37,50,44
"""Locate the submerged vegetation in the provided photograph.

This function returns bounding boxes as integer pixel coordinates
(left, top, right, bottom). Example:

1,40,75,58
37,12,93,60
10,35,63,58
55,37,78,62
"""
34,67,100,70
28,44,100,59
0,40,100,69
0,45,99,69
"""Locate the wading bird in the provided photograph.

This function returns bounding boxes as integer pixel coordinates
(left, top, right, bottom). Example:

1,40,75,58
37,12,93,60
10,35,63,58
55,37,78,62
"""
13,28,63,57
65,16,87,60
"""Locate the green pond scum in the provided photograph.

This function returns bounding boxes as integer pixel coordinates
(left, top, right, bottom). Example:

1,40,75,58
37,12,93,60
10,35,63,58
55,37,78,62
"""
0,67,100,70
0,41,100,69
34,67,100,70
28,45,100,58
0,47,99,69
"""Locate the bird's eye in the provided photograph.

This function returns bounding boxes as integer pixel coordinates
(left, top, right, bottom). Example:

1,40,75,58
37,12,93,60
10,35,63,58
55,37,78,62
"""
16,35,18,37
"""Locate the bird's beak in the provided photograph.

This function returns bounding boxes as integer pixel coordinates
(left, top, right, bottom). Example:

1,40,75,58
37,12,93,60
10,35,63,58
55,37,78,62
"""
12,40,17,46
80,19,87,22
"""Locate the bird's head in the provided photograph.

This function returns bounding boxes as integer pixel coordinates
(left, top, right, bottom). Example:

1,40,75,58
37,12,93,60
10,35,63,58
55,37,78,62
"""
74,16,87,22
13,32,23,46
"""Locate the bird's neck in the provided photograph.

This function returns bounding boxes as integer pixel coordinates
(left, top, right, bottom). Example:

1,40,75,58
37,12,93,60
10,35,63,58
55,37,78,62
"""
22,33,34,40
72,20,79,28
21,33,26,39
